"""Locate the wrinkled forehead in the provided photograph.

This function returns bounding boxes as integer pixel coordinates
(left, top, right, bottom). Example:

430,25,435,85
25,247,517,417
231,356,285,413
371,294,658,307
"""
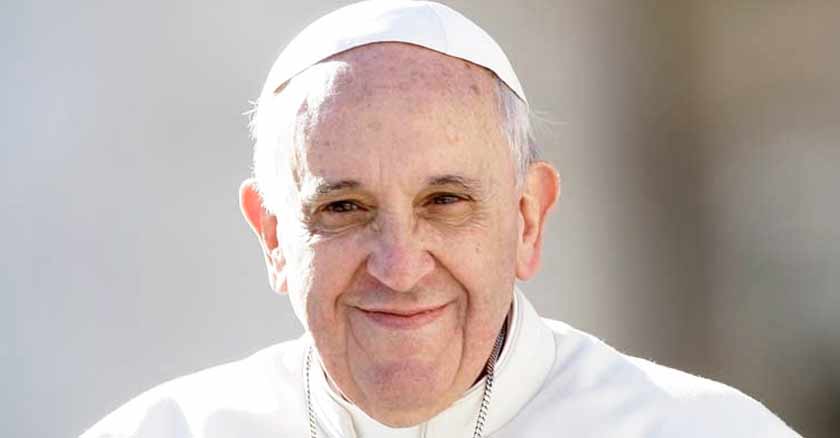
281,44,502,154
281,42,500,125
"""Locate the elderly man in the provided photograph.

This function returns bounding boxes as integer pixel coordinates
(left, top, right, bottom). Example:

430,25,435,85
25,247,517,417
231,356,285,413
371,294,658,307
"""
82,1,799,437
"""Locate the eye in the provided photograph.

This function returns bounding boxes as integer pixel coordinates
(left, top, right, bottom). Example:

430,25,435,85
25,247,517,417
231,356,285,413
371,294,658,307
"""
429,194,463,205
311,199,373,234
323,200,362,213
420,192,474,225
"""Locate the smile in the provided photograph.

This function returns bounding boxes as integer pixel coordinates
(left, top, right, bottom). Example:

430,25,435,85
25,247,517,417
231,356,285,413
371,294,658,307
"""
359,303,450,330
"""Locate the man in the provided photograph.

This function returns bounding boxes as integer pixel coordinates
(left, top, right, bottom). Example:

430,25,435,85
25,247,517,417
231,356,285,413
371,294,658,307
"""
81,1,800,437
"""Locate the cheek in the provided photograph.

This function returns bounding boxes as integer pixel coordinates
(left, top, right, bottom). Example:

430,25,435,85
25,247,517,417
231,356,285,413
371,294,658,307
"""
434,209,519,301
468,202,519,265
427,217,517,366
295,236,369,330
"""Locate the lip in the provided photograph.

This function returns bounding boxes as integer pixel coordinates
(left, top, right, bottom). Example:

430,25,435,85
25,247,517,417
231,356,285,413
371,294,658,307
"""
359,303,450,330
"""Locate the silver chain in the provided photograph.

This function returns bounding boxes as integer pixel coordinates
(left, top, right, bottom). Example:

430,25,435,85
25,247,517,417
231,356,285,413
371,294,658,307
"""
305,323,507,438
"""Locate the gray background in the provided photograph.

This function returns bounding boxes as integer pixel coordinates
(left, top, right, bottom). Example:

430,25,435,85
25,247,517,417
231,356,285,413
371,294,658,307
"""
3,1,839,437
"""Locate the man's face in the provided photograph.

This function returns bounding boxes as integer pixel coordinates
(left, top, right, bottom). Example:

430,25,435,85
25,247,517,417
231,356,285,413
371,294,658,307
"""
265,43,522,426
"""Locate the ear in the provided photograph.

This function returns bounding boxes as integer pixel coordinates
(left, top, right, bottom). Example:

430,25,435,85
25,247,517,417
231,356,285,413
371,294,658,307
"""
239,178,288,294
516,161,561,280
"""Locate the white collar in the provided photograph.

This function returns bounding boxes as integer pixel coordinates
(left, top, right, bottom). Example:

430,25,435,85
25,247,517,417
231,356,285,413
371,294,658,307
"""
308,288,556,438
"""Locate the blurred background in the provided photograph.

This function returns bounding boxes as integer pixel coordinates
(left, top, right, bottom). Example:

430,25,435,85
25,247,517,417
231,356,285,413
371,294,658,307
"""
3,0,838,436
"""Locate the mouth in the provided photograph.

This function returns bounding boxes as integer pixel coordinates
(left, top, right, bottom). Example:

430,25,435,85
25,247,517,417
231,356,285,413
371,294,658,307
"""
359,303,450,330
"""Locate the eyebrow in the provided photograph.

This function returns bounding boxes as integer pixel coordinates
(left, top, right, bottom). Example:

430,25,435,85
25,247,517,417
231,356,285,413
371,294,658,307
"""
306,174,483,198
314,179,360,195
426,174,483,192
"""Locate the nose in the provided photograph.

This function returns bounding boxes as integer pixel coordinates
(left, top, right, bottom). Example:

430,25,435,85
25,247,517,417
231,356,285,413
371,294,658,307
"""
366,215,435,292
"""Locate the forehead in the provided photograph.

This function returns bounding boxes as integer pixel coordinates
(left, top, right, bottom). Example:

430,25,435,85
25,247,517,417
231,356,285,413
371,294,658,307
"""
275,43,511,192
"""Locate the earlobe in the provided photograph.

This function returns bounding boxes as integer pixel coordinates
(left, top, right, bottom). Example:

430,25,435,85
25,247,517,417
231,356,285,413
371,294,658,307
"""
515,162,560,281
239,179,288,294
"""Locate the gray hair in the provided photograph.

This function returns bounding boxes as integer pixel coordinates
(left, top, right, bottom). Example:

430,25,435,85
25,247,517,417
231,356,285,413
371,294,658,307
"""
494,77,539,183
249,76,538,212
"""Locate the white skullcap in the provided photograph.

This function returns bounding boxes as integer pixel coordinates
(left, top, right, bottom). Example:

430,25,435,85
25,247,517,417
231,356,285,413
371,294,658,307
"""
259,0,528,104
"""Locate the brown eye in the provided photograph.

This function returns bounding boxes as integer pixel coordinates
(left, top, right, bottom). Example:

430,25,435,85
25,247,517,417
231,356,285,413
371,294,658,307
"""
324,200,361,213
313,199,372,233
421,192,473,225
429,194,463,205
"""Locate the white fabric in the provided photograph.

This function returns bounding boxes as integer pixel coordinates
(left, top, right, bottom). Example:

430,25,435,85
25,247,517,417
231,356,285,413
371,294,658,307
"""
259,0,528,104
80,289,800,438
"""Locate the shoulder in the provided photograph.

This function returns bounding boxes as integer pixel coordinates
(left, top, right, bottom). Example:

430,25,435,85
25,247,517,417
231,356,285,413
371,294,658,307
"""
79,337,309,438
533,318,800,437
627,356,799,437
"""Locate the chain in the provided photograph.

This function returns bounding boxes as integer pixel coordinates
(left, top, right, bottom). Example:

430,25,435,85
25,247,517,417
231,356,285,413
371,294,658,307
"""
472,322,505,438
304,322,507,438
305,342,319,438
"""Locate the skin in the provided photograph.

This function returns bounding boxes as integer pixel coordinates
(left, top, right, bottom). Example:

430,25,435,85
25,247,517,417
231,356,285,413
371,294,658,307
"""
240,43,560,427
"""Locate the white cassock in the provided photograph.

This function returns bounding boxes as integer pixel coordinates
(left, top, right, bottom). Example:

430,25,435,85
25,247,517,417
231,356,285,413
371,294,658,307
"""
80,289,800,437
